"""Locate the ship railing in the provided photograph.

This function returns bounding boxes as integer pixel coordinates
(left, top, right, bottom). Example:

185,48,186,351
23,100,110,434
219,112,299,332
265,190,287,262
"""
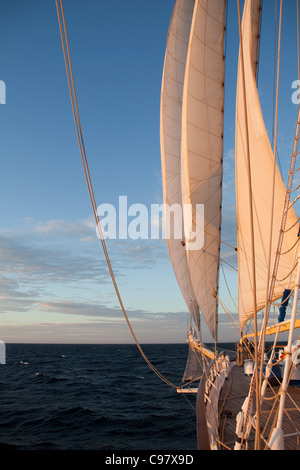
196,351,231,450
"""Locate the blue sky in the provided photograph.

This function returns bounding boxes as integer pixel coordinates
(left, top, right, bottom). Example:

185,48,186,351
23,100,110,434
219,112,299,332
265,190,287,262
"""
0,0,299,344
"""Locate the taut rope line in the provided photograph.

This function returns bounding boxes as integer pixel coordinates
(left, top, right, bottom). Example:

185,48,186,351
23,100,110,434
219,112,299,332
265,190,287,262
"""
55,0,178,390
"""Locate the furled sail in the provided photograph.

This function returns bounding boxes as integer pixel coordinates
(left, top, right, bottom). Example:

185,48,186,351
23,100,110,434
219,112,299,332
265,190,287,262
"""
160,0,201,332
236,0,300,329
181,0,226,341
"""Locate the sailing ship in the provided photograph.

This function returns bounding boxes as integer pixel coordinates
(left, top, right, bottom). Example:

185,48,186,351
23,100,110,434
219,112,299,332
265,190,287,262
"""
160,0,300,450
55,0,300,451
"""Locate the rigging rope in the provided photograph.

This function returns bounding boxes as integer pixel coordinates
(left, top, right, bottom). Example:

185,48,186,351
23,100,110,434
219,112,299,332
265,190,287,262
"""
284,216,300,233
246,0,300,447
237,0,261,449
260,0,283,388
280,236,300,256
277,260,298,283
221,262,238,311
55,0,179,390
298,0,300,82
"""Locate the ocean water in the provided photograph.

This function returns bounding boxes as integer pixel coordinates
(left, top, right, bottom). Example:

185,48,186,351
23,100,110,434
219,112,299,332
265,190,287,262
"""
0,342,235,451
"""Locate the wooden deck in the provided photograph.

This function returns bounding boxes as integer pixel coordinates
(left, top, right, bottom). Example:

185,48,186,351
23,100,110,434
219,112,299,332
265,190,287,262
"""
218,364,300,450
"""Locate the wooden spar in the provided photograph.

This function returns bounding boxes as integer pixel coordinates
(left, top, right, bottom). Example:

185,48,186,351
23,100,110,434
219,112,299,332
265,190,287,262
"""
187,337,216,361
243,318,300,339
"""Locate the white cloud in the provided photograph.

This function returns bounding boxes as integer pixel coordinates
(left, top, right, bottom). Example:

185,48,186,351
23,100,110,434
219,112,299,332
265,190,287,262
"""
33,217,95,239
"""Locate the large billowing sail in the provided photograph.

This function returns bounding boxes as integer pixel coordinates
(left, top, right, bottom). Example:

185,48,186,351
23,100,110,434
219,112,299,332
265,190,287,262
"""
160,0,201,332
181,0,226,341
236,0,300,329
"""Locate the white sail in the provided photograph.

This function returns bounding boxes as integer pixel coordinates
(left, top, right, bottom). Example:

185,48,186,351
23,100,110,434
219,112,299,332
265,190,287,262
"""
160,0,200,331
236,0,300,329
181,0,226,340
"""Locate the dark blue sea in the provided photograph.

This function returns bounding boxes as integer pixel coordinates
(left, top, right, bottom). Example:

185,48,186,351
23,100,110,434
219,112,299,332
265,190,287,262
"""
0,343,235,451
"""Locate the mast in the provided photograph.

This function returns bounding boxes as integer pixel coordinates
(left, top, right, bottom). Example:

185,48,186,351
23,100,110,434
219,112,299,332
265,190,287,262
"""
160,0,201,336
160,0,226,344
235,0,300,336
236,0,261,449
180,0,226,342
269,258,300,450
235,0,300,449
